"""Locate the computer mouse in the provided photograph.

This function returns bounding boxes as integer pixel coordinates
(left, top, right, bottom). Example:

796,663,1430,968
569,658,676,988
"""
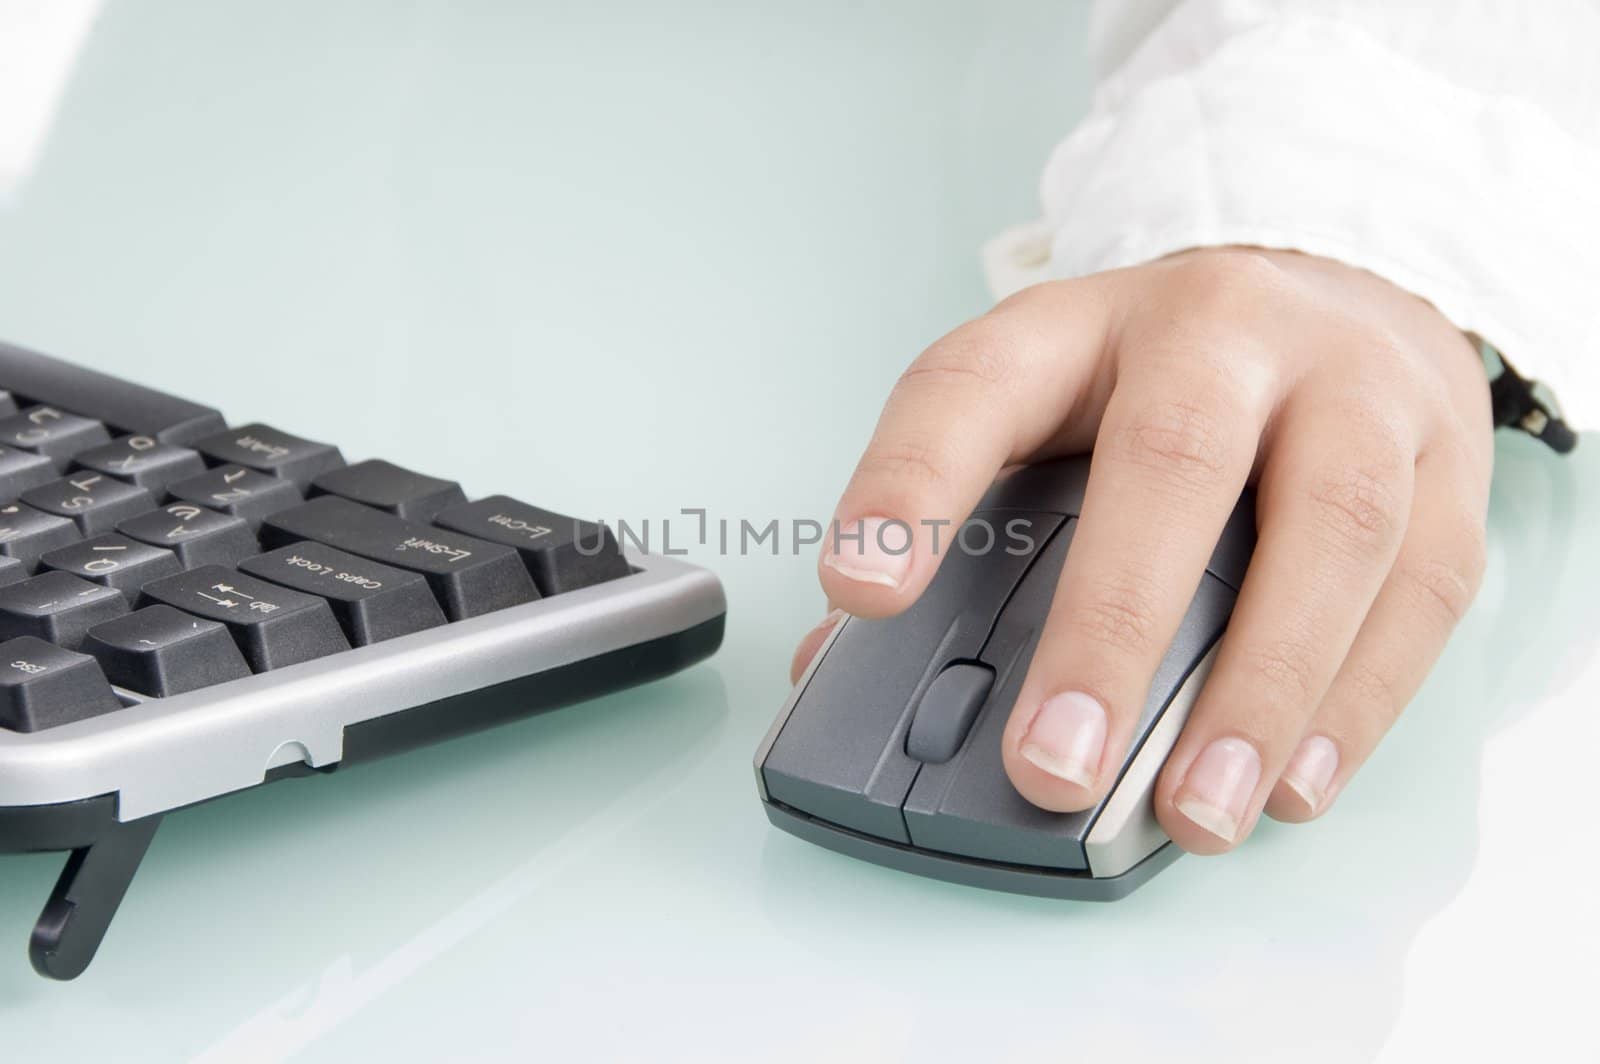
754,456,1255,899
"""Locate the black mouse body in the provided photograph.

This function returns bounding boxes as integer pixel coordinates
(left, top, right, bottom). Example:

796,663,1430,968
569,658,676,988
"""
754,457,1256,899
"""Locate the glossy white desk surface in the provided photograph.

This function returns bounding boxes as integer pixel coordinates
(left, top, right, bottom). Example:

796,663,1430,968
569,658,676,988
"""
0,4,1594,1061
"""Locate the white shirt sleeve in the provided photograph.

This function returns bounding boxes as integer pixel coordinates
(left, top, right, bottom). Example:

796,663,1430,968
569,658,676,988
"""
985,0,1600,429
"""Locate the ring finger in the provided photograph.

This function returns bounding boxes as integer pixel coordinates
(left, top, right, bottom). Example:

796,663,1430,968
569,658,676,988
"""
1153,395,1419,852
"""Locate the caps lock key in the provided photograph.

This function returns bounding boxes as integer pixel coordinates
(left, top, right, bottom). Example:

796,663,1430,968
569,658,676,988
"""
240,542,447,646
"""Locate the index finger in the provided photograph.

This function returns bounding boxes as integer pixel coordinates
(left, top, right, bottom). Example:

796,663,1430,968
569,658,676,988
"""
820,280,1115,618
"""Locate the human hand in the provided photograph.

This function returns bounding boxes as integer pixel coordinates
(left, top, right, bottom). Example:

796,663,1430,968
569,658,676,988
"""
792,248,1493,853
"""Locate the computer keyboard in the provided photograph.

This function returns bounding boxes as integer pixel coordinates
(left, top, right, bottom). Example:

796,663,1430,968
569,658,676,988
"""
0,340,726,980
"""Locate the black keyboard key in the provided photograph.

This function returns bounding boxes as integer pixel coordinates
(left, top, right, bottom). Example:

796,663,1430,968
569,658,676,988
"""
0,502,81,572
72,435,207,493
0,392,15,417
260,497,538,620
137,565,350,672
193,423,344,489
0,556,26,589
117,502,259,569
240,542,448,646
310,459,466,522
434,496,631,595
167,465,302,526
21,473,157,536
0,340,225,444
0,571,129,650
82,605,251,697
40,534,182,602
0,406,111,471
0,636,122,732
0,445,57,498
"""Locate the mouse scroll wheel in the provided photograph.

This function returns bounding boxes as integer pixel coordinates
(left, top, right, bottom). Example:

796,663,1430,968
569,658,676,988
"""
905,663,995,764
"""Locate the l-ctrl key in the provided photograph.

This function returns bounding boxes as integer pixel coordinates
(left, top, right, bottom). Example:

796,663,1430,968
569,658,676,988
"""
434,496,631,595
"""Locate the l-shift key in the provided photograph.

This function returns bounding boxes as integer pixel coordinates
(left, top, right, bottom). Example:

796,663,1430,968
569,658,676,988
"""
258,497,538,620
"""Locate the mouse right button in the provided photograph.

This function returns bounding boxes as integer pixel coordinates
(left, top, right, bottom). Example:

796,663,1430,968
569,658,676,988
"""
904,553,1238,872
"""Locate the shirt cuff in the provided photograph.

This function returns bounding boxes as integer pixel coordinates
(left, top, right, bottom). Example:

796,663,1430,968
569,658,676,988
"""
997,14,1600,429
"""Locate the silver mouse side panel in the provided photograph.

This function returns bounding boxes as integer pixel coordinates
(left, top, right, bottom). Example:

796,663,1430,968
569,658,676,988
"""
1084,644,1218,877
0,550,725,820
751,614,849,803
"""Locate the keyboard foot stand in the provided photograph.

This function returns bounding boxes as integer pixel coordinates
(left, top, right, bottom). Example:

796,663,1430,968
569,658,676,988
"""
29,813,163,980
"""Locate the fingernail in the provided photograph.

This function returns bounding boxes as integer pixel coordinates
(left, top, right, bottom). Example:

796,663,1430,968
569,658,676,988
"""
1174,737,1261,843
1281,735,1339,813
1019,691,1107,788
822,517,913,591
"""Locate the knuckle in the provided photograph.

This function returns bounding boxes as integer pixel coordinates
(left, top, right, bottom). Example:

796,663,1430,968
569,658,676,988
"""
855,436,958,494
1109,395,1235,486
1396,547,1483,629
1305,461,1408,557
991,277,1072,315
897,322,1019,395
1239,635,1321,708
1365,328,1424,383
1168,250,1292,326
1343,658,1405,728
1339,395,1414,456
1066,575,1164,660
1358,325,1454,410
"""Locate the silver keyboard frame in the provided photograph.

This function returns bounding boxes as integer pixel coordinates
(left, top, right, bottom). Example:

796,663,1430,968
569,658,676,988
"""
0,549,725,820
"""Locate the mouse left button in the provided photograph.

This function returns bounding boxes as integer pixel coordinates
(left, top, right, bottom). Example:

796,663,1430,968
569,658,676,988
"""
759,511,1066,844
